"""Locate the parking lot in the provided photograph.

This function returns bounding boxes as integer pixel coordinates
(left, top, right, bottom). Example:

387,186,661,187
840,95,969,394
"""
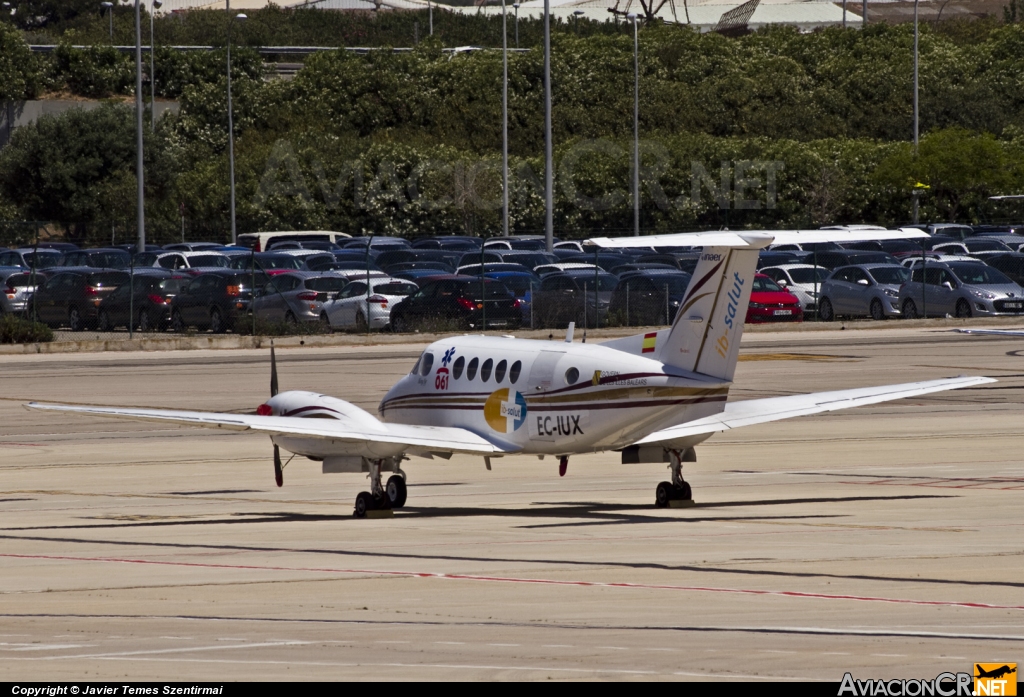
1,325,1022,681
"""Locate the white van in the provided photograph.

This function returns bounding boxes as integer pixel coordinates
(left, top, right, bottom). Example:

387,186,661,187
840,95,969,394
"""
236,230,352,252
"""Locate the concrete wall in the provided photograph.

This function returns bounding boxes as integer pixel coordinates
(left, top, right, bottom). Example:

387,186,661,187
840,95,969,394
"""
0,100,180,147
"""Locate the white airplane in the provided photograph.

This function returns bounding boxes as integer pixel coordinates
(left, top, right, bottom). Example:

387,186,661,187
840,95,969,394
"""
29,229,995,517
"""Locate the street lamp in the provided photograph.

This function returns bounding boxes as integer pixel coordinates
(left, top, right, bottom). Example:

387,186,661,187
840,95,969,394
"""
502,0,509,237
132,0,145,253
913,0,920,224
543,0,553,251
150,0,162,131
101,2,113,42
428,0,433,35
629,12,639,237
573,8,584,34
227,5,247,246
513,3,519,48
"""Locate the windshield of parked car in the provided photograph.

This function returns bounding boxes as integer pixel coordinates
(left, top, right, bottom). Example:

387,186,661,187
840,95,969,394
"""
23,252,61,268
867,267,911,285
465,281,514,301
372,281,418,296
305,277,350,293
949,263,1013,285
787,267,830,284
570,273,619,292
488,275,534,297
90,252,130,269
964,239,1010,252
752,276,783,292
188,254,230,268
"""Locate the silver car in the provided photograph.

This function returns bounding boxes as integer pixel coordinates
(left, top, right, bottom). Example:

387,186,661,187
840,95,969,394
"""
0,248,62,270
898,261,1024,318
251,271,351,324
760,264,829,314
0,268,45,315
322,275,420,331
819,264,911,321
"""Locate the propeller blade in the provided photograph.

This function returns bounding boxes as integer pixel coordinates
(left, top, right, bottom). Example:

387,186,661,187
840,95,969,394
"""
270,341,279,398
273,444,283,487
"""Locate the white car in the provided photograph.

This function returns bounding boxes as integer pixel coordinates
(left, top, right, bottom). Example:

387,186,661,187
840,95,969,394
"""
321,275,419,331
759,264,829,313
901,254,977,269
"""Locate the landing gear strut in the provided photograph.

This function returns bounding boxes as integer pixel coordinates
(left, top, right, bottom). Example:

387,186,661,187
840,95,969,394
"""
655,448,694,508
354,458,407,517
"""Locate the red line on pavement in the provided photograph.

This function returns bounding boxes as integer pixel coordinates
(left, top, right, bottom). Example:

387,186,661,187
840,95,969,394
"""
2,552,1022,613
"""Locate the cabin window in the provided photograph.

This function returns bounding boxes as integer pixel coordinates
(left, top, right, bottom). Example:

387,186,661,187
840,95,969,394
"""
466,357,479,381
509,360,522,384
565,367,579,385
419,352,434,376
494,359,507,383
480,358,493,382
452,356,465,380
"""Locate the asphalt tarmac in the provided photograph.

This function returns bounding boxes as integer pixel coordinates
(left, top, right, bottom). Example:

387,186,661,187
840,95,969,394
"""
1,326,1022,681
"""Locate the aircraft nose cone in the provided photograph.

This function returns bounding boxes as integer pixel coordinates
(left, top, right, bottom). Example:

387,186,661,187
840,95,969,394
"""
256,403,273,416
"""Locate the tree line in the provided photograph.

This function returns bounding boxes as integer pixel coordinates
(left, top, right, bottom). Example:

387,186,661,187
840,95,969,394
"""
3,10,1024,244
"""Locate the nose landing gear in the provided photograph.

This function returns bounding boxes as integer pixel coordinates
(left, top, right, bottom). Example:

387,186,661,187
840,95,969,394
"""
655,448,695,508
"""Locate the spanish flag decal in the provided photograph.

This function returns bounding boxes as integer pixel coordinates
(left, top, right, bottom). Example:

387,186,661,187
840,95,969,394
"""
642,332,657,354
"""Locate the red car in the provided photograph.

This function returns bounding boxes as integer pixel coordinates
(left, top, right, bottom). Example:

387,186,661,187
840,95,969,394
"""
746,273,804,323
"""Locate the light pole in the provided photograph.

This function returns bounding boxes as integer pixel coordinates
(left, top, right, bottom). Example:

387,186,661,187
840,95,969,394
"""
573,8,584,34
543,0,553,252
913,0,920,224
101,2,113,42
150,0,162,131
227,5,247,246
513,3,519,48
428,0,433,35
502,0,509,237
629,12,639,237
133,0,145,252
842,0,847,28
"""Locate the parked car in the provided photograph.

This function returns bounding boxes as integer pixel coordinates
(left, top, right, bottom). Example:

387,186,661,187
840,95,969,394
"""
531,268,618,328
899,261,1024,318
30,268,130,330
984,252,1024,285
483,270,540,322
933,237,1013,260
59,248,131,269
251,271,350,325
746,274,803,323
163,242,227,252
0,248,62,269
811,250,899,270
97,271,190,331
818,264,911,321
609,270,692,326
0,268,46,316
170,270,269,333
135,251,231,272
388,276,521,331
760,264,829,315
228,252,306,275
321,275,419,331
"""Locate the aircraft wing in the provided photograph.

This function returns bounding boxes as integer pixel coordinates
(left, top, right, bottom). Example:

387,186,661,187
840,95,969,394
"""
25,402,512,455
958,329,1024,337
633,376,994,446
588,227,927,249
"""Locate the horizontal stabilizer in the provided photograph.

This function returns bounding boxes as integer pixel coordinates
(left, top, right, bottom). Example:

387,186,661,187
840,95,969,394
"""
633,376,995,446
588,228,927,249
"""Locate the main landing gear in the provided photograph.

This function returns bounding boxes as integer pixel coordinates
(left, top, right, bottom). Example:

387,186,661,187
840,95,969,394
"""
354,458,408,518
655,448,695,508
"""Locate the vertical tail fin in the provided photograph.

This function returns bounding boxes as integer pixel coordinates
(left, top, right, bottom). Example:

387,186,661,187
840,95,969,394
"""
657,240,767,381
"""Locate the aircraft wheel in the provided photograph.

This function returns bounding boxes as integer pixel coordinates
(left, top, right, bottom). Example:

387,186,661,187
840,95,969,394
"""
655,481,673,508
386,475,407,508
675,481,693,500
354,491,374,518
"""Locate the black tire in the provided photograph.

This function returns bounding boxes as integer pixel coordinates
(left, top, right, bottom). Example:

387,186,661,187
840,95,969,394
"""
320,312,332,333
675,481,693,500
956,299,972,318
391,313,408,333
98,310,112,332
355,311,368,332
870,299,885,321
902,299,919,319
209,307,225,334
138,309,152,333
284,311,296,325
655,481,673,508
171,309,185,332
68,306,83,331
386,475,407,508
818,297,835,322
354,491,373,518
